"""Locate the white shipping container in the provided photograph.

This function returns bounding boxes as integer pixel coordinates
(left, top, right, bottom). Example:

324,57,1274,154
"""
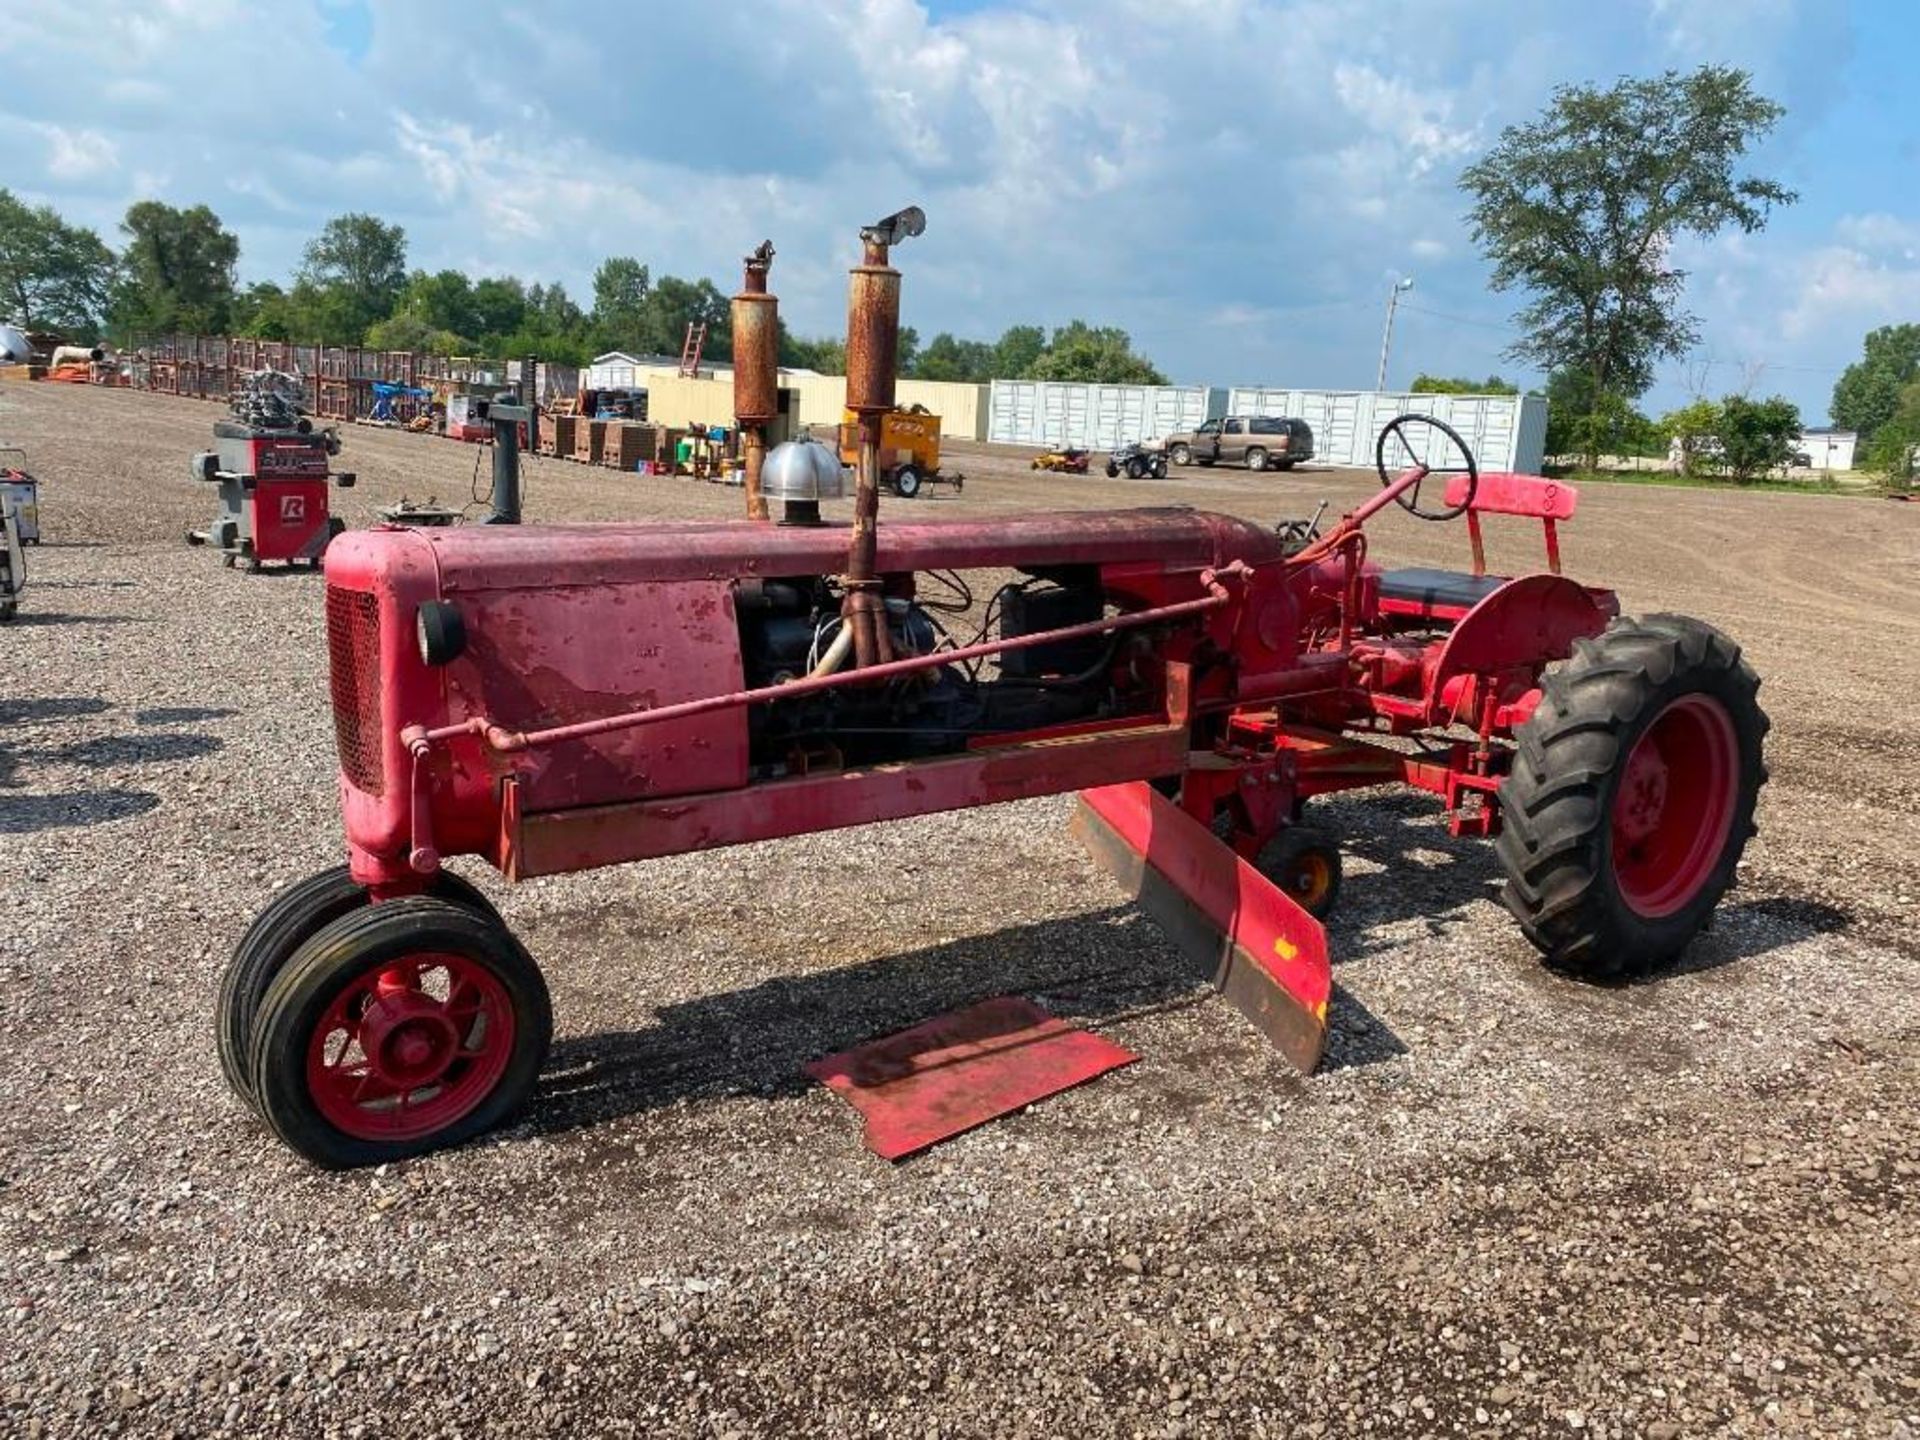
989,381,1224,451
1225,388,1548,473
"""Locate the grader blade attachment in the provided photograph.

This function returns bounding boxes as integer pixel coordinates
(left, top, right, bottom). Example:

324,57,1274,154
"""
1073,782,1331,1073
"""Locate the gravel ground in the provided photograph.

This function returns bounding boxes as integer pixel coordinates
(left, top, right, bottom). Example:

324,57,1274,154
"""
1,382,1916,1439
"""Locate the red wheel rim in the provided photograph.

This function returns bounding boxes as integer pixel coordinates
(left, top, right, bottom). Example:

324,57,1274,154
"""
1610,695,1740,919
306,952,515,1142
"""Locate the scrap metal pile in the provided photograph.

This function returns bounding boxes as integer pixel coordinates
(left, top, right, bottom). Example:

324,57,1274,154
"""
229,367,310,430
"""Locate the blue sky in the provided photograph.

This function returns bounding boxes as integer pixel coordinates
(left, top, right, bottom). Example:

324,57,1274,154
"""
4,0,1917,423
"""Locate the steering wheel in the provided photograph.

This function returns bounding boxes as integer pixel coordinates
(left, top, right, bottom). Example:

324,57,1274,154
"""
1374,413,1478,521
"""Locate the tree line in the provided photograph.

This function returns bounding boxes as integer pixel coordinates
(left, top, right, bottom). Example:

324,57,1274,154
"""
0,189,1165,385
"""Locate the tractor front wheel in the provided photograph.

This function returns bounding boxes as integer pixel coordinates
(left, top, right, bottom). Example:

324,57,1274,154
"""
1497,615,1767,980
217,865,501,1113
249,897,551,1169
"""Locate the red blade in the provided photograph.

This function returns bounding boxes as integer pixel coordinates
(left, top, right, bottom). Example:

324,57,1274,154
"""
805,996,1137,1161
1072,781,1331,1072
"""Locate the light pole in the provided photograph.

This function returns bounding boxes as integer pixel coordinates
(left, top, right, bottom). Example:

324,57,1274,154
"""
1377,276,1413,392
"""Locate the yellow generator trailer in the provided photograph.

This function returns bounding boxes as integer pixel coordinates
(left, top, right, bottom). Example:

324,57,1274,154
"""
837,406,962,499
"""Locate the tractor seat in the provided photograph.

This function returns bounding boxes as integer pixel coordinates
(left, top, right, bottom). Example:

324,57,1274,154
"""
1377,567,1506,618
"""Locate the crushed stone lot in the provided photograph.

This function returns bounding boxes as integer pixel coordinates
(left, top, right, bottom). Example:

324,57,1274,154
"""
1,381,1916,1439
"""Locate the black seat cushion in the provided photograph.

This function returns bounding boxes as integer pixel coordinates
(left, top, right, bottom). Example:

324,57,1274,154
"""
1377,567,1506,611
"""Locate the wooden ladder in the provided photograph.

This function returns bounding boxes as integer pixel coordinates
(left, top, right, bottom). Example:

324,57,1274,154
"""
678,321,707,377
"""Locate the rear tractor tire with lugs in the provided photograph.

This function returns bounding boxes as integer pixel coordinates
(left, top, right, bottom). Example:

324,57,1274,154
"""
1496,614,1767,981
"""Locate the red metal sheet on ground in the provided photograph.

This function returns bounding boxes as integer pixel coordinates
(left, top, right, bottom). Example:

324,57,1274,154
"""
805,996,1137,1161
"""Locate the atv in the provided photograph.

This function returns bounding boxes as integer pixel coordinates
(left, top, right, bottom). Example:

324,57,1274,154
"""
1106,442,1169,480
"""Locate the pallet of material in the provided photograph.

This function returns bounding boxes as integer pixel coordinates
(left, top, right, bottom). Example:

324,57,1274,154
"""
602,421,659,471
574,418,607,465
542,415,578,458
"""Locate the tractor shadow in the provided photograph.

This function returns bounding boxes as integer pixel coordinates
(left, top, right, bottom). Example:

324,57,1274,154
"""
0,695,225,834
4,611,146,627
532,905,1409,1137
0,695,109,724
1321,791,1856,981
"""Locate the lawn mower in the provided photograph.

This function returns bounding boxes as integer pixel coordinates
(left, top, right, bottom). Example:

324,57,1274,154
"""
217,214,1768,1169
1032,445,1092,474
1106,441,1169,480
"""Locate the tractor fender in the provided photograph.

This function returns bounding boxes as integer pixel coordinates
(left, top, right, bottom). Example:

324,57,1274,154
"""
1425,573,1609,725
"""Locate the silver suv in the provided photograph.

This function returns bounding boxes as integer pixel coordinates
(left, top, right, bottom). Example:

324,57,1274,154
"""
1166,416,1314,471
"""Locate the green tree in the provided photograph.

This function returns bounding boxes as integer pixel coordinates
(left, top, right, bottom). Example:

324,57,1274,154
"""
1831,323,1920,442
1542,368,1658,463
1410,373,1518,395
1461,67,1793,440
111,201,239,336
469,276,527,343
1028,321,1166,384
525,281,585,336
365,312,463,355
1658,398,1725,478
634,274,731,361
1864,378,1920,485
992,323,1046,378
297,213,407,341
0,188,116,332
781,330,845,373
590,256,651,352
231,281,294,340
913,332,996,382
394,269,479,341
1715,394,1801,482
497,281,591,366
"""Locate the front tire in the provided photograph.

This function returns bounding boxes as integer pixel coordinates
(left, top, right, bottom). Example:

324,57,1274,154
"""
1170,444,1191,466
249,897,551,1169
1125,457,1146,479
1497,615,1767,980
217,866,501,1113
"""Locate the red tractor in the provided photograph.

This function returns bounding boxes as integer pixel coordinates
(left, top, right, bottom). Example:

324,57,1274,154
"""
216,218,1766,1169
216,411,1766,1168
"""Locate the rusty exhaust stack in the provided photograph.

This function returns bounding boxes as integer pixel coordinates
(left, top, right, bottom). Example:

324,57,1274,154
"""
842,206,925,668
731,240,778,523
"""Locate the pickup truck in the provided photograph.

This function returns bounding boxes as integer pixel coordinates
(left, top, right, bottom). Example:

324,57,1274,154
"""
1165,415,1314,471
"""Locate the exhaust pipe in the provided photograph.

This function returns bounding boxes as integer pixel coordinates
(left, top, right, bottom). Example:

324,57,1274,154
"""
841,206,925,668
732,241,778,523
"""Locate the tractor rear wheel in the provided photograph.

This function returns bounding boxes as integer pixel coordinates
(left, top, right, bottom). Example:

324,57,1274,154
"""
1497,614,1767,980
217,865,501,1113
248,897,551,1169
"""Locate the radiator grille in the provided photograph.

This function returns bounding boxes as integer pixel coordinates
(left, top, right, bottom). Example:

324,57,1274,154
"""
326,587,385,796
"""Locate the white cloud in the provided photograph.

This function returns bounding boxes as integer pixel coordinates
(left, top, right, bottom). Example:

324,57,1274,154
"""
36,124,119,179
1779,215,1920,341
0,0,1878,422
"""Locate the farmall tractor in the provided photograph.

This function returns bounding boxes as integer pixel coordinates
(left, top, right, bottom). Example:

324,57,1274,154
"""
217,213,1766,1168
